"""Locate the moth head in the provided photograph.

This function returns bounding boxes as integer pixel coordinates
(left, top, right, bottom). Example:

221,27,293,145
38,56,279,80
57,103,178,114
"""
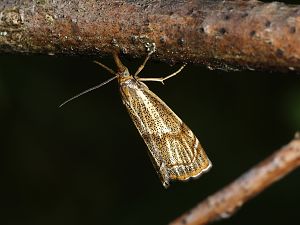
118,67,130,77
117,68,133,84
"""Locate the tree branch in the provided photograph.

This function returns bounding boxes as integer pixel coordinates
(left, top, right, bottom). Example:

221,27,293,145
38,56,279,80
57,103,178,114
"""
169,133,300,225
0,0,300,71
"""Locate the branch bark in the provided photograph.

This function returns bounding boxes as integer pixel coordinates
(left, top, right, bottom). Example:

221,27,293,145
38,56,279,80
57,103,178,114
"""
169,133,300,225
0,0,300,71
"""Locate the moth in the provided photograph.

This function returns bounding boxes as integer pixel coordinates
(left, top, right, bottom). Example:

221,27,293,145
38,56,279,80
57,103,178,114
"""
60,51,212,188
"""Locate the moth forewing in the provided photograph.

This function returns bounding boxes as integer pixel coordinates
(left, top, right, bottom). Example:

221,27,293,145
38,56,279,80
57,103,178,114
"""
118,76,211,188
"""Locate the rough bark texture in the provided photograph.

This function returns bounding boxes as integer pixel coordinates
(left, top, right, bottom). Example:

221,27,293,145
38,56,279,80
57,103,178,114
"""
0,0,300,71
169,133,300,225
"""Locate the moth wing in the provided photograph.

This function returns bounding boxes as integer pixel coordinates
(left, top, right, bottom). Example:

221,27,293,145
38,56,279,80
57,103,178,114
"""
120,81,211,187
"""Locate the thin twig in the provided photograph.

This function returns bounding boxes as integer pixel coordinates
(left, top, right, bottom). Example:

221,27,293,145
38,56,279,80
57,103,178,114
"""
169,133,300,225
0,0,300,71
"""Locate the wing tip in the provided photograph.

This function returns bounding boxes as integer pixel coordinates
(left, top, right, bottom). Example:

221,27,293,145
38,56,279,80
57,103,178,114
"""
164,158,212,187
190,159,212,179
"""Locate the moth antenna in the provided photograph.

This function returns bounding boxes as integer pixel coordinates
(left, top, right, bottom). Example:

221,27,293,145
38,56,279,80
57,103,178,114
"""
59,75,118,108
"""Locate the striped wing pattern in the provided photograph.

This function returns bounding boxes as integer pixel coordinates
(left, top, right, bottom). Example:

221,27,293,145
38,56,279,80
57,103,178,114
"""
119,79,211,187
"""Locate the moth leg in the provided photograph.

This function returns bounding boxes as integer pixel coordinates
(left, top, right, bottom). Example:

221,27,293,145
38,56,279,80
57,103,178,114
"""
137,64,186,84
159,163,170,188
134,51,155,77
93,60,116,75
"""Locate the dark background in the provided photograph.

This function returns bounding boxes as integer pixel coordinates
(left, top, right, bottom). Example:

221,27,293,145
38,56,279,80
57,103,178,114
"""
1,53,299,225
1,1,300,225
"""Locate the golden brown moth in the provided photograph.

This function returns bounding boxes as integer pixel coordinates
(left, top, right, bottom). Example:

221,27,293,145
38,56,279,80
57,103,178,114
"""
60,52,212,188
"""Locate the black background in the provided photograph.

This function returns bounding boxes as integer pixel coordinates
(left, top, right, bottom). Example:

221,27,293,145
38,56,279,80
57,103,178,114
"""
1,54,299,225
